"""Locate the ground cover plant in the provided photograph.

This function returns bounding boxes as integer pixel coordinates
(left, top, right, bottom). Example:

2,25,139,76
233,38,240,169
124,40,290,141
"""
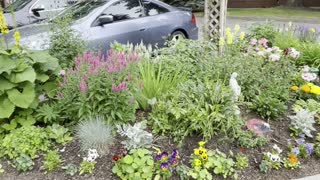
1,7,320,180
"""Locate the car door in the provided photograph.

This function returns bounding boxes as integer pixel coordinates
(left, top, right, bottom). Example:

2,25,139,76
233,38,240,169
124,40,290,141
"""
140,0,173,47
85,0,147,52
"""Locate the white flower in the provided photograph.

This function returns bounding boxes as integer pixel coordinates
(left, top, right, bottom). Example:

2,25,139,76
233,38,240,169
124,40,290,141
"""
272,46,282,53
267,152,281,162
59,70,66,76
269,54,280,61
257,51,265,57
38,94,48,102
273,144,283,154
303,65,310,72
265,48,273,53
289,48,300,59
302,73,317,82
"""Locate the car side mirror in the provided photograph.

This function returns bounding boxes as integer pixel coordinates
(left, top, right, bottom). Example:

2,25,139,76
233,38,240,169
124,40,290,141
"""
98,15,113,25
31,7,45,17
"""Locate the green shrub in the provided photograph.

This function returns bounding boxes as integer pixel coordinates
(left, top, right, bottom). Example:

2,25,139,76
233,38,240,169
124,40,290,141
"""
274,32,300,49
49,13,85,68
249,23,278,45
57,50,139,125
134,58,186,110
0,125,70,171
150,80,242,143
43,150,62,172
297,42,320,68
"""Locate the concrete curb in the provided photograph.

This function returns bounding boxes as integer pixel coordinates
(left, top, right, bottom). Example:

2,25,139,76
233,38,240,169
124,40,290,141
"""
293,174,320,180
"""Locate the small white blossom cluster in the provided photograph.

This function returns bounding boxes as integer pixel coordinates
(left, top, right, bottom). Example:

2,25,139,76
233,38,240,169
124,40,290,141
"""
83,149,99,163
301,65,318,82
287,48,300,59
248,39,282,61
265,144,283,163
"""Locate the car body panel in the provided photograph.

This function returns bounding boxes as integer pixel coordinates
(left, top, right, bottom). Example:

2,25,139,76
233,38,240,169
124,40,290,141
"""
3,0,198,52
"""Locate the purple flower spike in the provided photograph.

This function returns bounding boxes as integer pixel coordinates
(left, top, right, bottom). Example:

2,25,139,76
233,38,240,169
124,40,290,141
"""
305,143,314,155
293,147,300,155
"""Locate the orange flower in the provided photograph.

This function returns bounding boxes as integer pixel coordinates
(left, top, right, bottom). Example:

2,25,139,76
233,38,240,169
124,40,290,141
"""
291,86,299,92
288,154,298,164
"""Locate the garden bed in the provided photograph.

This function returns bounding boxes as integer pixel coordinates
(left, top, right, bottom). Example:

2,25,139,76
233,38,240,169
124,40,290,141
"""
1,111,320,180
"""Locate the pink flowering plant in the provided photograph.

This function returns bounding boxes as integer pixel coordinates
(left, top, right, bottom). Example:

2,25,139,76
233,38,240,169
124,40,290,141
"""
56,50,140,125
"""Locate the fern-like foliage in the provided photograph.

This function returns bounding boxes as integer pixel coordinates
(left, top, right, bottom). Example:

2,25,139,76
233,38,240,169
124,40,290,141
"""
76,117,114,156
35,103,61,124
116,121,153,150
288,109,316,137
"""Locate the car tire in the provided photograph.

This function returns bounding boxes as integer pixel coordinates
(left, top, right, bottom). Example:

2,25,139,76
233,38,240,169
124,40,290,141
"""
170,31,186,42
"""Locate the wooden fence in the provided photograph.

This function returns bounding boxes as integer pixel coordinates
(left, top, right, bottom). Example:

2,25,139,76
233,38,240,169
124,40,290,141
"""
228,0,320,8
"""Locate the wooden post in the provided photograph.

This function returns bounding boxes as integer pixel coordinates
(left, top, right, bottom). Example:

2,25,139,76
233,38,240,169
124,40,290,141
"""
204,0,228,54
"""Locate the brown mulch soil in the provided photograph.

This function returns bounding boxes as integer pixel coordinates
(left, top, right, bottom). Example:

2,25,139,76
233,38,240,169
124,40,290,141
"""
1,111,320,180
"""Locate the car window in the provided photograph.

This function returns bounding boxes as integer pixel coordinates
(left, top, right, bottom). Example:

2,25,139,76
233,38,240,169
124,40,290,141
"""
4,0,33,12
142,1,169,16
57,0,108,21
102,0,143,22
32,0,70,10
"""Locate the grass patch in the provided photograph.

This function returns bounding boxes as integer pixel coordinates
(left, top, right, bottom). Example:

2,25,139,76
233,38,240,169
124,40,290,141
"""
227,7,320,19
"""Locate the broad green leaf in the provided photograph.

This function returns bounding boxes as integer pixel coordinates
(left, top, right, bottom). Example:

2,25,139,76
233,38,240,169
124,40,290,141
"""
36,73,49,82
7,82,35,108
125,166,134,173
7,67,36,83
0,95,15,118
2,119,17,131
17,115,36,126
42,82,57,98
29,51,60,72
0,55,16,74
0,77,16,91
123,155,133,164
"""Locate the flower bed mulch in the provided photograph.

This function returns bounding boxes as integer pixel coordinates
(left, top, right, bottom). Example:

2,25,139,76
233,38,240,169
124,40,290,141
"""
1,112,320,180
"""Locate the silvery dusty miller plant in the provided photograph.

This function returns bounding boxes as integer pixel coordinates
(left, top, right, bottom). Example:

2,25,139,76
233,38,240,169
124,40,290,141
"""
117,120,153,150
288,109,316,137
76,117,114,156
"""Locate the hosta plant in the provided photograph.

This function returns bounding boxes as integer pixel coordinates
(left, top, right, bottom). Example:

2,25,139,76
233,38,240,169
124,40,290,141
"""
117,120,152,150
112,148,154,180
288,109,316,137
76,117,114,155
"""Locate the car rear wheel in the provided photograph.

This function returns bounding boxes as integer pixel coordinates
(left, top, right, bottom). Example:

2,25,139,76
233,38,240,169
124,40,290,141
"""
170,31,186,42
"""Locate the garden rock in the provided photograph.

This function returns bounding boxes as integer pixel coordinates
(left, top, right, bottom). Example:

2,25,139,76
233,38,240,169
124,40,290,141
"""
246,119,272,136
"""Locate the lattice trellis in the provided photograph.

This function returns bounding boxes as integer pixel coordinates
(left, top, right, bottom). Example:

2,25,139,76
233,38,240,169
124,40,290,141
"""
204,0,228,42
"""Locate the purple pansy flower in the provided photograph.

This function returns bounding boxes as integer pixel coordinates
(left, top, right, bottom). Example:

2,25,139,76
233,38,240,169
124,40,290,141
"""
296,139,305,145
160,163,169,171
293,147,300,155
305,143,314,155
161,152,169,160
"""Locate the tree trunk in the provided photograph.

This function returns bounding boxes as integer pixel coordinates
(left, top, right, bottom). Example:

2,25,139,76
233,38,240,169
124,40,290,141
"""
286,0,304,7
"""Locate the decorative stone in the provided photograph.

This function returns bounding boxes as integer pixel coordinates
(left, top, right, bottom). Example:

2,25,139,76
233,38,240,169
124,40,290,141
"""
246,118,271,136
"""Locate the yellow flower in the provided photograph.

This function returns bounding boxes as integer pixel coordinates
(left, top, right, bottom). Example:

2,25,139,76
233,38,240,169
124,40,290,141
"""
198,147,207,155
193,159,202,167
307,83,314,87
310,28,316,33
310,85,320,95
225,27,231,35
194,148,200,156
0,9,9,35
219,36,225,47
234,24,240,33
301,84,311,93
198,141,206,147
291,85,299,92
201,153,208,161
226,33,234,45
14,31,21,47
239,32,245,41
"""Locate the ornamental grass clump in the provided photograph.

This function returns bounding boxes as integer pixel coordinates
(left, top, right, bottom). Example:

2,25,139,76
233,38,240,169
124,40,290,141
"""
57,50,140,125
76,117,114,156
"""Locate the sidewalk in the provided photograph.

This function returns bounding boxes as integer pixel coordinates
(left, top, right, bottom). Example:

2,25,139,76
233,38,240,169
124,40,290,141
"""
294,174,320,180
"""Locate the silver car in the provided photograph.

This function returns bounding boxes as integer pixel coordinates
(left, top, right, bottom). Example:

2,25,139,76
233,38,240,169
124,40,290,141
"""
5,0,198,51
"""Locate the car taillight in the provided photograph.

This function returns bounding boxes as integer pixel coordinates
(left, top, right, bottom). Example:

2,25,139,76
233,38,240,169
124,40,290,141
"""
191,13,196,24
